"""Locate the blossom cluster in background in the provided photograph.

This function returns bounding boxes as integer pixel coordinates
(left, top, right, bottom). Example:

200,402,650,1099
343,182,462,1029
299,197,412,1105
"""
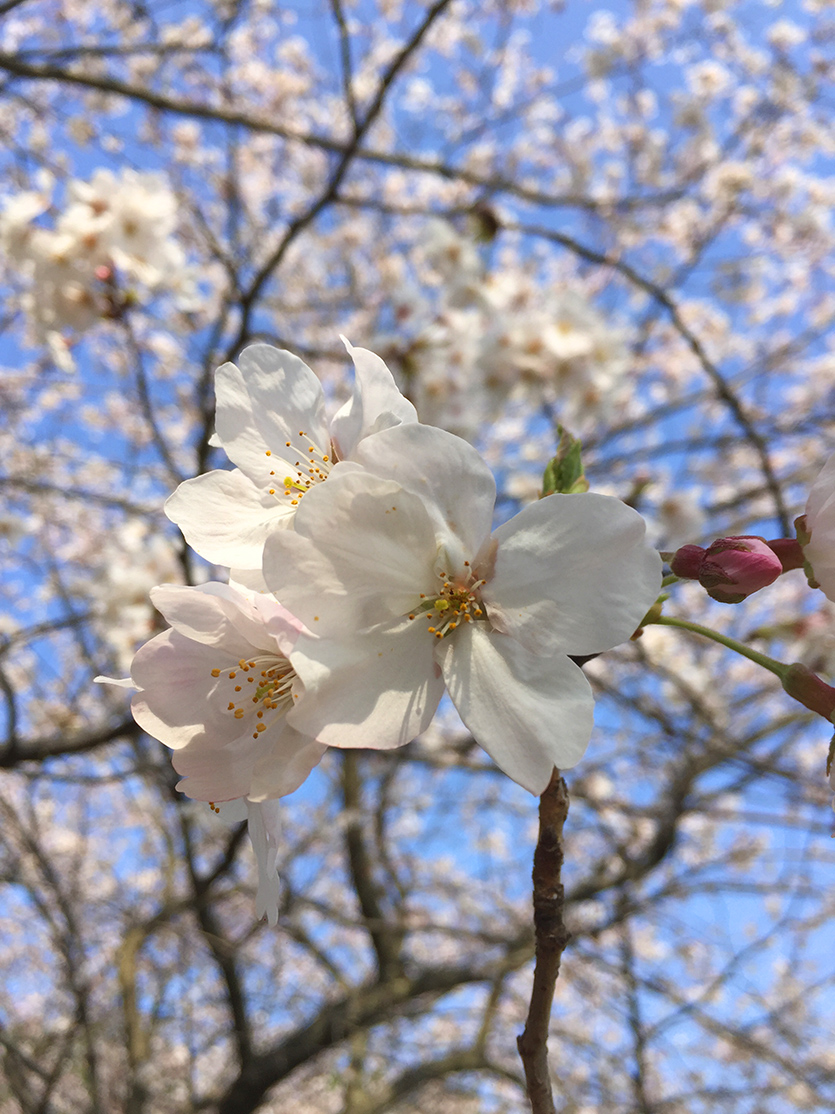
376,219,632,440
4,0,835,1108
0,168,192,368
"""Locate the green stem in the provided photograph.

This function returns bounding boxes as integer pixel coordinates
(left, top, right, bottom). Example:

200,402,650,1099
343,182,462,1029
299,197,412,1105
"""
648,615,790,680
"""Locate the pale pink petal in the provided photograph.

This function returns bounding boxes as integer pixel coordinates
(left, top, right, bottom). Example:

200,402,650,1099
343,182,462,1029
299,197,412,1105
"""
172,738,256,800
438,622,594,794
173,721,323,802
484,493,661,656
249,728,326,800
350,422,496,566
287,620,443,748
130,629,237,749
329,337,417,459
263,471,439,635
150,583,274,651
165,468,292,569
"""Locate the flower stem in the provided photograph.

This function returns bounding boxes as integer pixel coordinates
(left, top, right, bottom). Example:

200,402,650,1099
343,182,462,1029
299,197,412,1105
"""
648,615,835,723
647,615,790,680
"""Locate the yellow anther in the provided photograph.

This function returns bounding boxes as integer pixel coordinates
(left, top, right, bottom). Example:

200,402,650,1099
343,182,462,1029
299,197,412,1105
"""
211,668,220,678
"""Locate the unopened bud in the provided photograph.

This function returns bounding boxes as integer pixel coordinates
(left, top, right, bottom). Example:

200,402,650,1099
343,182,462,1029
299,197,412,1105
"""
698,535,782,604
670,544,705,579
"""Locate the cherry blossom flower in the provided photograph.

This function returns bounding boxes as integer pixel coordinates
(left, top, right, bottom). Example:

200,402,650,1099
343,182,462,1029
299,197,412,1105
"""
262,423,662,794
165,340,417,573
129,581,325,803
800,452,835,602
96,581,321,924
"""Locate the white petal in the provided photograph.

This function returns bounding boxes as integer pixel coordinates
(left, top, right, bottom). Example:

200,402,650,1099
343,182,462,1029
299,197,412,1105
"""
94,675,134,688
263,471,439,635
350,422,496,565
329,338,417,459
245,799,282,926
439,622,595,794
806,452,835,522
237,344,330,463
213,360,277,480
484,493,661,656
165,468,292,569
287,620,444,748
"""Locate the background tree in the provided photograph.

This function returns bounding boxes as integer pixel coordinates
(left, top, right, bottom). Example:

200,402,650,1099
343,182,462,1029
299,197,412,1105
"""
1,0,834,1111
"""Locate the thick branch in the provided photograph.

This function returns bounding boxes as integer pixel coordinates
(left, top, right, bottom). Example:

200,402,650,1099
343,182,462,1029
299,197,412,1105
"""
214,942,533,1114
517,770,571,1114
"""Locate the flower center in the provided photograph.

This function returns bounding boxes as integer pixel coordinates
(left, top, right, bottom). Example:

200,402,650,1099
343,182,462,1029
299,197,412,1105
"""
264,430,334,507
408,562,488,639
209,654,297,739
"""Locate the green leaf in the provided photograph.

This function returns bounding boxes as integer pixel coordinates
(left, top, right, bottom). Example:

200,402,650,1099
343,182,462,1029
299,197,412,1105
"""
541,425,589,496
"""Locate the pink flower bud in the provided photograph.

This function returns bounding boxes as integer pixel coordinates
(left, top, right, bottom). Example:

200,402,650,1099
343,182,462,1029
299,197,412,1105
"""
670,544,706,579
698,535,783,604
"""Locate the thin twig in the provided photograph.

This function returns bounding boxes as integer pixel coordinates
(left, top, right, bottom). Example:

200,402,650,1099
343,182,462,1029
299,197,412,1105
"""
517,770,571,1114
